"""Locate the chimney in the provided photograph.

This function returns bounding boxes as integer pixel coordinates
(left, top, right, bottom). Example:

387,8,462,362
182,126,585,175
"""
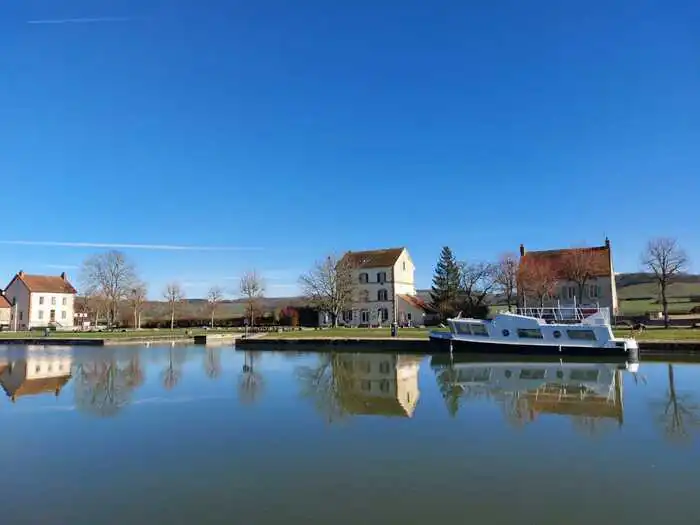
605,237,610,249
60,272,67,280
18,270,24,278
519,244,525,257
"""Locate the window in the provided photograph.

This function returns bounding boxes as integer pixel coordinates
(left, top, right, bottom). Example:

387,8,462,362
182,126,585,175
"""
39,296,45,305
407,313,412,321
377,272,387,284
61,311,67,320
570,369,600,381
553,330,562,339
62,297,67,306
377,289,388,301
469,323,489,336
403,261,406,271
360,310,370,323
379,308,389,322
517,328,543,339
359,273,369,284
502,329,510,337
589,285,600,298
35,365,41,373
454,322,472,335
566,329,597,341
519,369,546,379
566,287,576,299
51,296,56,305
379,361,391,374
344,310,353,322
19,311,23,321
379,380,390,393
457,368,491,382
38,310,44,320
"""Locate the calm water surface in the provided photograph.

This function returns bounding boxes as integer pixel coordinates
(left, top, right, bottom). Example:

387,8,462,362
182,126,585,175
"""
1,344,699,524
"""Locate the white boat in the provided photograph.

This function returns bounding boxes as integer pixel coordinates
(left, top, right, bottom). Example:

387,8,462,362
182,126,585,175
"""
429,306,638,357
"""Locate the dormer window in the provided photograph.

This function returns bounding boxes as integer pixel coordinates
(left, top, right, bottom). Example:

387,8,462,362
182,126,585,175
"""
359,273,369,284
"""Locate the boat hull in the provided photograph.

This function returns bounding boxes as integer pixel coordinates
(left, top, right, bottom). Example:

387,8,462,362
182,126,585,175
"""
430,335,635,358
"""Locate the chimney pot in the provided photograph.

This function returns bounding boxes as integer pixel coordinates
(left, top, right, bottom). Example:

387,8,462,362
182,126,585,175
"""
519,244,526,257
605,237,610,248
60,272,66,280
18,270,24,278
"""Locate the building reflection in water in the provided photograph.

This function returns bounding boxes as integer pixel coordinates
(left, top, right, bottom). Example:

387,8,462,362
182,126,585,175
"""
297,353,421,421
432,356,628,431
0,354,73,402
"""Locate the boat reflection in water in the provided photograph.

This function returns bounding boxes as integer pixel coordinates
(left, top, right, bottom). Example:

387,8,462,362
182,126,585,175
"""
432,354,637,428
297,353,421,420
0,350,72,402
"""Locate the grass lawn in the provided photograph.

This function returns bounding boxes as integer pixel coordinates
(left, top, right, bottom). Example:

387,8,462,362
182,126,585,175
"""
265,326,700,342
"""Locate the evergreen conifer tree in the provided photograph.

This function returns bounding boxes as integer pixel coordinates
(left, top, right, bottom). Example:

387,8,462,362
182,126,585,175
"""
430,246,461,320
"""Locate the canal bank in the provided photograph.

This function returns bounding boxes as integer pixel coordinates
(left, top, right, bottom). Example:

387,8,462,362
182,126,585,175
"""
235,336,700,355
0,333,243,347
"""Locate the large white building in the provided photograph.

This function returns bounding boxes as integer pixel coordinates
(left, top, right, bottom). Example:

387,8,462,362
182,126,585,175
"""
4,271,78,330
331,247,435,327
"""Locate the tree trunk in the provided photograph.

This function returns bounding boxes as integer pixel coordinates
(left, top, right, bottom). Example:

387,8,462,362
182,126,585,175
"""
578,282,586,305
661,281,669,328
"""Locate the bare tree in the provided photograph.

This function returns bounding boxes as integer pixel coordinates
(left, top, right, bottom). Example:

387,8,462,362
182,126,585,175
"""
80,250,138,328
163,282,184,330
458,261,496,318
518,260,559,307
494,253,519,312
642,238,689,328
239,271,265,326
127,282,148,329
207,286,224,328
560,249,599,305
299,255,354,327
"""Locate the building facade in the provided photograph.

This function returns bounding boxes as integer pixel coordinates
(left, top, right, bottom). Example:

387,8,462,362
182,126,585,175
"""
328,247,433,327
0,293,11,329
518,238,618,314
4,271,78,330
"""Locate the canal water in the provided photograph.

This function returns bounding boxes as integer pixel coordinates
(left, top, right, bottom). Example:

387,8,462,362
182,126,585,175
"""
0,345,699,524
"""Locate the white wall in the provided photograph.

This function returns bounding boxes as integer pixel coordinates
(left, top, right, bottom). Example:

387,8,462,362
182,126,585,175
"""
392,250,416,296
5,279,29,330
29,292,75,329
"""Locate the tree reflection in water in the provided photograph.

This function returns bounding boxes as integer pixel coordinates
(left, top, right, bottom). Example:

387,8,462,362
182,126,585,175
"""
296,353,353,423
74,357,142,417
654,364,700,441
204,347,222,379
238,351,264,404
161,347,182,390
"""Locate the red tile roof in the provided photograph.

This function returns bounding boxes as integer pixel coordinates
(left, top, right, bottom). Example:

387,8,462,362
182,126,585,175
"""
342,248,405,269
16,273,77,294
519,245,612,278
398,294,436,312
0,295,11,309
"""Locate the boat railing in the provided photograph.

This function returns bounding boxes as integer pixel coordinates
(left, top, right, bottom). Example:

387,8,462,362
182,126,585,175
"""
512,306,610,324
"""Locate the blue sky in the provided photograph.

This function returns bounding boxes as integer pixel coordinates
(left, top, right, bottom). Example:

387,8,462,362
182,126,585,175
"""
1,0,698,298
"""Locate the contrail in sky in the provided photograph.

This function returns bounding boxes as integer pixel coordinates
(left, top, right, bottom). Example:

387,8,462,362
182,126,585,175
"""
27,17,131,25
0,241,262,251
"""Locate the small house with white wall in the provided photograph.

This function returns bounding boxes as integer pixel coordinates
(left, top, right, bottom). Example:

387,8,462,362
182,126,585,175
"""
4,271,78,330
0,293,11,329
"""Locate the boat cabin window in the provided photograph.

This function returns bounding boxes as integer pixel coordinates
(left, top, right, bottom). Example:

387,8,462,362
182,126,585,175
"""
566,329,597,341
517,328,543,339
470,323,489,336
569,369,599,381
457,368,491,382
519,369,546,379
454,322,472,335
